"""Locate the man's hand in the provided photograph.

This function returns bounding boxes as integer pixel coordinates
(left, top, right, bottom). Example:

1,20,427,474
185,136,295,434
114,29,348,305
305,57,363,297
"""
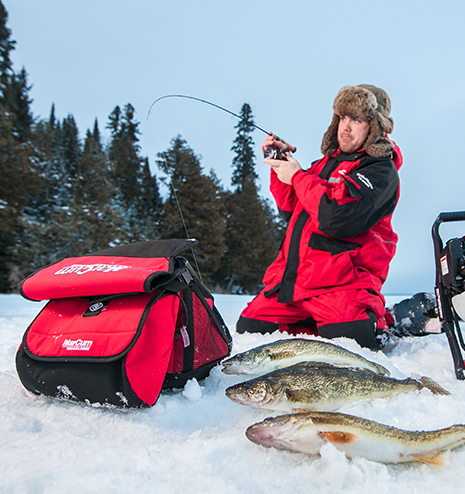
261,133,287,155
264,154,301,184
262,134,301,185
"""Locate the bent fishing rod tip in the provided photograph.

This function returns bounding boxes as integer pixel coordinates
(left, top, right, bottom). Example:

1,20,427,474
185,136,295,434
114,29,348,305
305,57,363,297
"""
147,94,297,153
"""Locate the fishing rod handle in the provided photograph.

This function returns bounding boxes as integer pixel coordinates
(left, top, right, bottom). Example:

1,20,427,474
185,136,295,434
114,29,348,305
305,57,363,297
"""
270,133,297,153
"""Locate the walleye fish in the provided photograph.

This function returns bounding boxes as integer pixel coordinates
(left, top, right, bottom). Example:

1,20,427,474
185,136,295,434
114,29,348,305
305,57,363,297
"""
246,411,465,465
225,363,450,413
221,338,390,376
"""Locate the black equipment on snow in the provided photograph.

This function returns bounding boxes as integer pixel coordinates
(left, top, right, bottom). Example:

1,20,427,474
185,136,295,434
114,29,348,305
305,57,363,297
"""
432,211,465,380
387,292,439,338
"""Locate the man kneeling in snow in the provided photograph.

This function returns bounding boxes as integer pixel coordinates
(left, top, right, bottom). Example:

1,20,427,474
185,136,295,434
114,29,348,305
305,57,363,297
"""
237,84,402,350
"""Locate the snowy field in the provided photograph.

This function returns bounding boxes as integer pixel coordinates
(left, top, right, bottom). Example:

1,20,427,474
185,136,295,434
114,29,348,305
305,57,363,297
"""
2,293,465,493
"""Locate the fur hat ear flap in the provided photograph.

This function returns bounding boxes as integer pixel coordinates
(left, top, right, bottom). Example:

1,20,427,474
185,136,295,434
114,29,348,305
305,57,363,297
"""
321,113,340,157
364,115,394,158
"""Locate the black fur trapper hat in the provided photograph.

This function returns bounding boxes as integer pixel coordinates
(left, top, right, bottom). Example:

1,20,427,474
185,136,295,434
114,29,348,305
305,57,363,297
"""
321,84,394,158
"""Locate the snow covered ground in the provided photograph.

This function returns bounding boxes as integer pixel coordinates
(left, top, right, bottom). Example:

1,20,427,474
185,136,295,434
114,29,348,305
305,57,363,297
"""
2,293,465,493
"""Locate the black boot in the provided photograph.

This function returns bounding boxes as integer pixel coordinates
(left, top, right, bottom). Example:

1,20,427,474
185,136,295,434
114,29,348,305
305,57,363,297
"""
386,293,440,337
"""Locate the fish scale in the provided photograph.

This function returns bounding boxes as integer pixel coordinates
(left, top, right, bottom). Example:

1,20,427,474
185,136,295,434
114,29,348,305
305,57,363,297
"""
225,363,450,413
221,338,390,376
245,411,465,465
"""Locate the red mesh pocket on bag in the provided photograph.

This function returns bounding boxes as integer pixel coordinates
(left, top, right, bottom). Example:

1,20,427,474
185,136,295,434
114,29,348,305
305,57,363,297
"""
191,292,230,369
166,289,230,374
169,307,186,373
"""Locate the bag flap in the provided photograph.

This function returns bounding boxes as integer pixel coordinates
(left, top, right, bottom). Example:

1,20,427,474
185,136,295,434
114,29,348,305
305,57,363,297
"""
91,238,197,258
23,293,159,361
20,239,197,302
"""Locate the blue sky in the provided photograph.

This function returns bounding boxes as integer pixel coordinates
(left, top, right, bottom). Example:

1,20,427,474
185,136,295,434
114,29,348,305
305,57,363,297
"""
5,0,465,295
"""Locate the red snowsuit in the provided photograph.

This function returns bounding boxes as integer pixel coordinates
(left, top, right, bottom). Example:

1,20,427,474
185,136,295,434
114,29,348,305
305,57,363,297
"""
237,142,403,349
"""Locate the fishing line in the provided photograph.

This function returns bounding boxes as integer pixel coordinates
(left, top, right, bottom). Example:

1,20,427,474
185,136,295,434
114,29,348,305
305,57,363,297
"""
146,94,296,152
151,126,203,284
146,94,296,283
147,94,269,135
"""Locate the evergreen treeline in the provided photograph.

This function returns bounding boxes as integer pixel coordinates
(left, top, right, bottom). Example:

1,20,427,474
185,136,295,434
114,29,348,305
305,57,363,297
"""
0,2,284,294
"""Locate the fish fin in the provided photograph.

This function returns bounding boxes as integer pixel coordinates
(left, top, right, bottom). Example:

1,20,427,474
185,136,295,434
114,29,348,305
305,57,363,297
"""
285,388,314,404
419,377,451,396
270,351,296,362
407,451,446,466
318,431,358,444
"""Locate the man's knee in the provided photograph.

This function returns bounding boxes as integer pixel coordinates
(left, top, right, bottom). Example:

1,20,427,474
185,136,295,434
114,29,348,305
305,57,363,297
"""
236,315,318,336
317,310,380,350
236,316,279,335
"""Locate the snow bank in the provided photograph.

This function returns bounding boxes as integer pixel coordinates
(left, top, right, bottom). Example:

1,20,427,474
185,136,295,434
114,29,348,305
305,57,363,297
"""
1,293,465,493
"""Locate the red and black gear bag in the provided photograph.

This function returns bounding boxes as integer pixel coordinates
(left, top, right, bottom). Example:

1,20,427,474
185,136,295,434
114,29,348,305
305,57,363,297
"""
15,239,232,408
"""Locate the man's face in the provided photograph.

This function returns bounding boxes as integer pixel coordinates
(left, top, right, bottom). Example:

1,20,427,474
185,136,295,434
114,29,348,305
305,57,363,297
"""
337,115,370,153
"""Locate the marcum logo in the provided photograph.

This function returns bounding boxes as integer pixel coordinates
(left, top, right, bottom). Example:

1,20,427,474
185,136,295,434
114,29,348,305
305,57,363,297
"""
62,339,93,351
54,264,130,275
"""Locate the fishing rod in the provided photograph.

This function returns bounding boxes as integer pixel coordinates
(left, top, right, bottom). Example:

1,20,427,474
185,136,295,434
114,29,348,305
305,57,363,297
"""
146,94,297,283
147,94,297,154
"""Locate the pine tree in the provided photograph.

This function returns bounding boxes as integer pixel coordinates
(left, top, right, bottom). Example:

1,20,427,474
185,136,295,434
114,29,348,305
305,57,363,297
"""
60,114,82,180
219,177,277,293
0,1,35,291
26,106,61,218
10,117,130,287
231,103,258,191
9,109,72,286
4,67,34,142
156,136,226,286
32,112,83,212
0,1,14,102
217,102,281,293
63,120,129,254
107,103,159,241
0,111,32,291
137,157,162,239
0,4,33,142
107,103,141,204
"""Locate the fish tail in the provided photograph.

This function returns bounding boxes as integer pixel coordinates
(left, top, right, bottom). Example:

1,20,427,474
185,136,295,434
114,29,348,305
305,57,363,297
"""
407,450,447,466
419,377,451,395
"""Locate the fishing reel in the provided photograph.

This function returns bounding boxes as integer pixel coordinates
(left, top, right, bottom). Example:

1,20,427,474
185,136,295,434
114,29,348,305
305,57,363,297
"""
263,147,289,161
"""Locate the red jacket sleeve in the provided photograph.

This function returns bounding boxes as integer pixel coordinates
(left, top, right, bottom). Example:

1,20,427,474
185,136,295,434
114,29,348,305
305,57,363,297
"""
291,157,399,238
270,169,299,221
